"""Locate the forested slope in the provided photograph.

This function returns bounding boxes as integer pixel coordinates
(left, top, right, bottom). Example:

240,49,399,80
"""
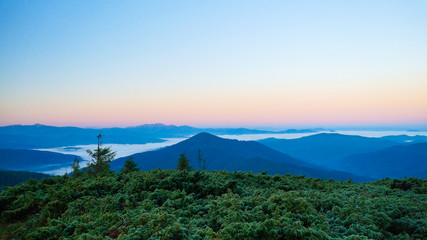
0,149,81,172
258,133,398,167
337,142,427,179
0,170,51,190
111,133,371,182
0,170,425,239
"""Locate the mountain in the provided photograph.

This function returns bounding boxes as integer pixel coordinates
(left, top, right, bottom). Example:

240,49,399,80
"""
111,133,371,182
0,124,164,149
336,142,427,179
0,149,82,172
124,124,327,137
0,123,326,149
258,133,399,167
0,169,51,189
380,135,427,144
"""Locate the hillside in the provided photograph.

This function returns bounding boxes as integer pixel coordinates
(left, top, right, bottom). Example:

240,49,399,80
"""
0,149,81,172
123,124,321,136
0,124,163,149
0,169,51,189
380,134,427,144
0,170,425,239
258,133,398,167
111,133,371,182
0,124,325,149
337,142,427,179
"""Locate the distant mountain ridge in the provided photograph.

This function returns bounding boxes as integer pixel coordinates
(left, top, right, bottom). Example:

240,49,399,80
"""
259,133,427,179
0,124,164,148
0,169,51,189
380,135,427,144
258,133,399,167
0,124,327,148
337,142,427,179
0,149,82,173
111,132,371,182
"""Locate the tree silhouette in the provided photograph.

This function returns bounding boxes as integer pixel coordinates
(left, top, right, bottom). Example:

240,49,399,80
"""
177,153,190,170
86,133,116,175
122,157,139,173
197,150,203,170
71,158,82,178
202,155,207,170
197,150,206,170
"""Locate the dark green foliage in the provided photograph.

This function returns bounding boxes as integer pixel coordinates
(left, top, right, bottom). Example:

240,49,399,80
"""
121,157,139,173
390,178,427,193
86,133,116,175
177,153,190,170
0,171,426,239
71,158,82,178
0,170,51,190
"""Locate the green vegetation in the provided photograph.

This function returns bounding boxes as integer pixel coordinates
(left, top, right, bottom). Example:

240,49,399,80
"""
0,170,51,190
121,157,139,173
86,133,116,175
71,158,82,178
0,170,425,239
177,153,191,170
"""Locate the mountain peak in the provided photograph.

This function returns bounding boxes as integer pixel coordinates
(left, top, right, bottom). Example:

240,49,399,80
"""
191,132,218,138
137,123,169,128
111,131,369,181
186,132,222,142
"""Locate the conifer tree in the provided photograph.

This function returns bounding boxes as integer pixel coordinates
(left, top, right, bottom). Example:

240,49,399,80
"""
197,149,203,170
202,156,207,170
196,150,206,170
177,153,190,170
122,157,139,173
86,133,116,175
71,158,82,178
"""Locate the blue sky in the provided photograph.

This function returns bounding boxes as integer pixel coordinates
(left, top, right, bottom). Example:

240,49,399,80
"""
1,1,426,128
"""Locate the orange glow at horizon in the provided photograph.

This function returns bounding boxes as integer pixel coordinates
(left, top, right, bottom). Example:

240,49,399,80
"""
1,79,426,128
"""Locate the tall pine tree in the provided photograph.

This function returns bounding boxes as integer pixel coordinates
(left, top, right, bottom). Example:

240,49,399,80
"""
86,133,116,175
122,157,139,173
177,153,190,170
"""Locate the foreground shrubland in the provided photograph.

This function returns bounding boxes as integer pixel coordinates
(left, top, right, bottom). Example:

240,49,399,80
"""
0,170,426,239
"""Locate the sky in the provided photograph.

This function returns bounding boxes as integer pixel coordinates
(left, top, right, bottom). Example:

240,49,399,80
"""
1,0,427,129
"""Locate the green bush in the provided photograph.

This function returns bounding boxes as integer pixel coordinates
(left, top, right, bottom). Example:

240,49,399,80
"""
0,170,426,239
